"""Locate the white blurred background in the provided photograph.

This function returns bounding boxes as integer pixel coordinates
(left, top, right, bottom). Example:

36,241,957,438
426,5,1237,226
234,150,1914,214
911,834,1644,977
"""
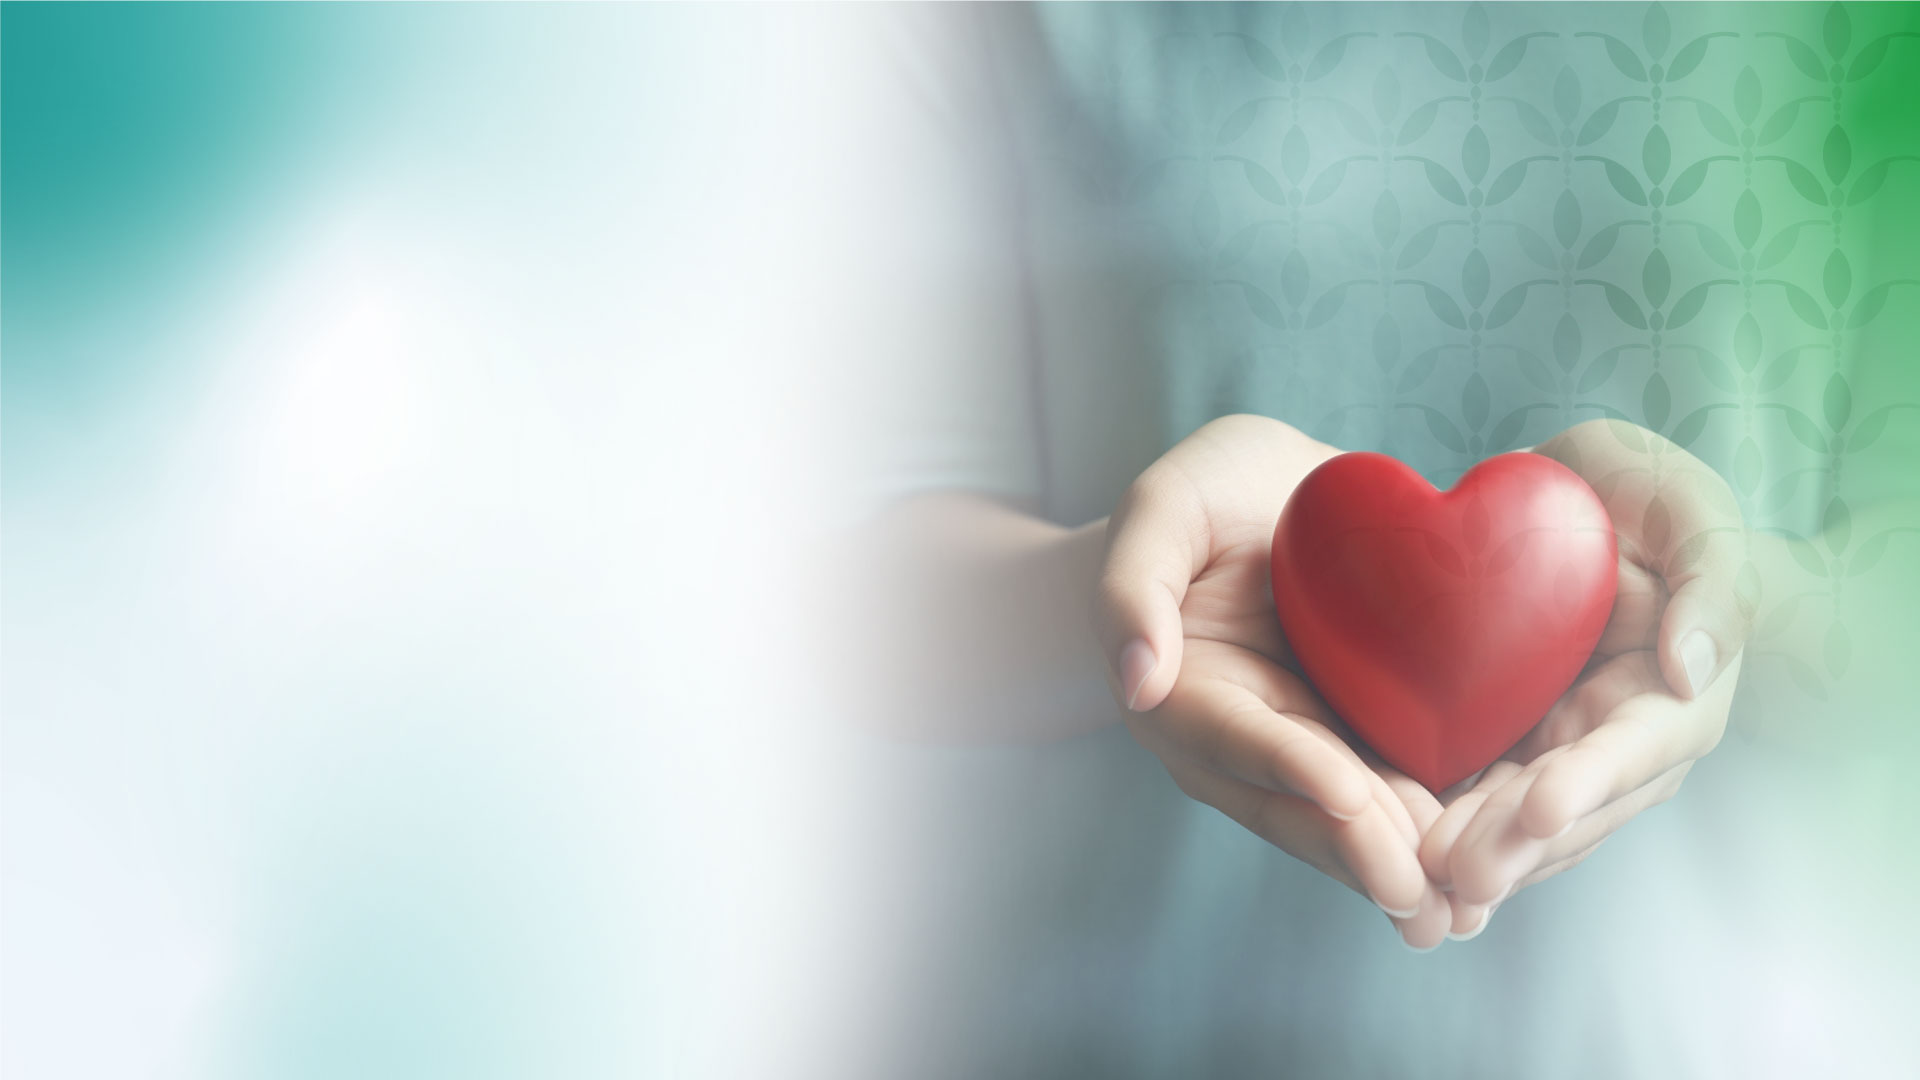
3,6,890,1077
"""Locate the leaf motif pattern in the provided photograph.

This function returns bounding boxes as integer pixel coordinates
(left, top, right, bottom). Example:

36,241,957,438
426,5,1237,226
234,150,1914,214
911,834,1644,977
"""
1051,2,1920,709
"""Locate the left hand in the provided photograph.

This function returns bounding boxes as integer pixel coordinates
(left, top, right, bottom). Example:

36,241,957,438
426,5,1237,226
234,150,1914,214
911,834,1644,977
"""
1419,419,1756,938
1095,416,1456,947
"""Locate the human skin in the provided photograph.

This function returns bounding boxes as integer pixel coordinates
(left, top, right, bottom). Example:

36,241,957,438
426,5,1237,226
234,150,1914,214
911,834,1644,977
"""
1098,416,1756,948
869,415,1867,949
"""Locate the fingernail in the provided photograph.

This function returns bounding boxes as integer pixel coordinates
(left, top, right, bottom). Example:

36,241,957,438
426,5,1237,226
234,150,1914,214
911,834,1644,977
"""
1552,818,1575,840
1386,913,1441,952
1120,639,1157,711
1680,630,1718,697
1376,899,1420,919
1447,906,1493,942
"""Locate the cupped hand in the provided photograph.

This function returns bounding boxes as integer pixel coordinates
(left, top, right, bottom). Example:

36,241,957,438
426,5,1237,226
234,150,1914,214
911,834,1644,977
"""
1096,415,1452,948
1421,419,1755,936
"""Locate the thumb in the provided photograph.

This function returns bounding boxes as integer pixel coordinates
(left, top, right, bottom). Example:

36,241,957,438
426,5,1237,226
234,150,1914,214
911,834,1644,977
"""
1099,466,1208,712
1657,527,1755,700
1553,421,1754,701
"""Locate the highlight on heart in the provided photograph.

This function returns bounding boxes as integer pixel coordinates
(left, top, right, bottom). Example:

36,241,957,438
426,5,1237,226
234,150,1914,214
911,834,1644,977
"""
1271,451,1618,792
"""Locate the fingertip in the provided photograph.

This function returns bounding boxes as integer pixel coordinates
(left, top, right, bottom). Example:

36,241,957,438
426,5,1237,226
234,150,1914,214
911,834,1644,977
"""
1372,881,1426,921
1676,628,1719,700
1417,796,1482,887
1417,825,1454,887
1321,771,1373,823
1518,759,1595,839
1447,808,1533,907
1659,579,1740,700
1363,837,1429,919
1267,716,1372,822
1387,910,1441,952
1368,844,1426,919
1393,883,1451,952
1450,866,1511,910
1446,902,1493,942
1099,560,1188,713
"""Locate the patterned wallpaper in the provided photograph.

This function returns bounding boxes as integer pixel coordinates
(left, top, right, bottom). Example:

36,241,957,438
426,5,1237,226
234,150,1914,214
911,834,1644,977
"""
1025,1,1918,720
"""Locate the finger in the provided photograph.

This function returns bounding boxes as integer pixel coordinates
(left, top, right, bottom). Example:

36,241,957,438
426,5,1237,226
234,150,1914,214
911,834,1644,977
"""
1437,765,1490,806
1510,763,1689,892
1349,745,1439,850
1098,465,1208,712
1154,662,1373,820
1545,422,1751,700
1448,761,1558,905
1594,554,1665,655
1301,723,1408,832
1163,763,1361,893
1509,650,1665,763
1365,744,1454,949
1419,761,1525,890
1446,892,1496,941
1548,761,1690,862
1328,802,1431,918
1462,759,1691,906
1389,879,1453,952
1516,654,1737,840
1657,515,1754,700
1173,763,1427,917
1512,843,1603,894
1377,768,1441,851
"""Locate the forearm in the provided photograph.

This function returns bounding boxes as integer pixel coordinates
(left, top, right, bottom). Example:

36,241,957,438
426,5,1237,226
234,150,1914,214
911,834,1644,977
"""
860,493,1118,740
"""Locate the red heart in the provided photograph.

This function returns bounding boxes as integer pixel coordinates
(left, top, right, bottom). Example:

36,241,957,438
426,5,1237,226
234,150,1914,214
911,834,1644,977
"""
1270,452,1617,792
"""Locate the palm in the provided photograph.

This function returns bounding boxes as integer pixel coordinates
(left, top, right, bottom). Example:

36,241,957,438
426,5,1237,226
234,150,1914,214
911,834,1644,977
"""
1180,532,1293,667
1105,416,1746,940
1422,429,1747,909
1136,419,1448,866
1144,415,1332,670
1500,556,1664,767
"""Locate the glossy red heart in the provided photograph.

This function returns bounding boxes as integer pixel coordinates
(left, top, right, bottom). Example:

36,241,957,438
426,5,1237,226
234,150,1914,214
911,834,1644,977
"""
1270,452,1617,792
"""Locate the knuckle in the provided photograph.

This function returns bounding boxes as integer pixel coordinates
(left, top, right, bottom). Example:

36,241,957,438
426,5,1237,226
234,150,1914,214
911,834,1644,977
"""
1094,562,1139,606
1122,461,1185,512
1528,761,1580,819
1263,742,1305,791
1111,472,1168,532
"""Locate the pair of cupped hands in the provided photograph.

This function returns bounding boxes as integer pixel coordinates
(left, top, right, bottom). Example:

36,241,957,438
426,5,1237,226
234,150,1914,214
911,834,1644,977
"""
1095,415,1753,950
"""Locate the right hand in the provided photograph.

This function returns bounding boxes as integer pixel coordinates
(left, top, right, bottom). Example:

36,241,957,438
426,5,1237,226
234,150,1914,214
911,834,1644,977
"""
1096,415,1454,949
